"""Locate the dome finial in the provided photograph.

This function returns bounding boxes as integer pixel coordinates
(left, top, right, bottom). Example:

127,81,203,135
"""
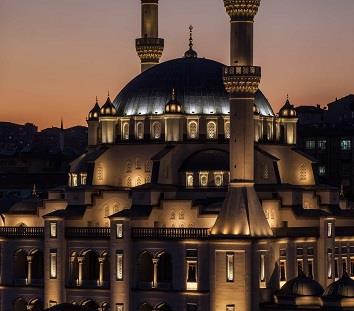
189,25,194,50
184,25,198,58
107,90,110,98
96,96,98,104
172,88,176,101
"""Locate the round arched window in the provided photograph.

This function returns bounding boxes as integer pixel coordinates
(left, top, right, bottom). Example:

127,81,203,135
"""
137,122,144,140
214,174,223,187
122,123,129,140
188,121,198,139
207,121,217,139
152,122,161,139
225,121,230,139
136,176,143,186
200,174,208,187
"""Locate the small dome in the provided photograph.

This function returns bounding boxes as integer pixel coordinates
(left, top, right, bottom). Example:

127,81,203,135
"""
88,98,100,121
279,96,297,118
324,272,354,298
184,25,198,59
277,271,324,298
165,89,182,114
100,95,117,117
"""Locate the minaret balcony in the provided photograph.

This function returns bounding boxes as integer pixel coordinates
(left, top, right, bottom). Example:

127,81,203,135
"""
223,0,261,18
135,37,164,62
223,65,261,94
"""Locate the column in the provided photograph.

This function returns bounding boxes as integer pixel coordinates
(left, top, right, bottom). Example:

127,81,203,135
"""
99,257,105,287
27,255,33,285
78,257,84,286
152,258,159,288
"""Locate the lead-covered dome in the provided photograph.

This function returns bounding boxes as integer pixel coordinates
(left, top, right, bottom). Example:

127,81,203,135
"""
114,57,274,117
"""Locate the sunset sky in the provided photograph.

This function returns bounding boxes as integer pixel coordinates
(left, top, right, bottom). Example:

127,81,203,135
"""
0,0,353,129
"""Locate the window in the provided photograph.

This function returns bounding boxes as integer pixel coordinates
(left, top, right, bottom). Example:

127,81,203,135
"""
50,222,57,238
199,172,208,187
350,257,354,278
179,210,185,220
50,249,57,279
80,173,87,185
318,166,326,176
341,139,351,151
145,160,152,173
335,257,339,280
122,122,129,140
72,174,78,187
116,304,124,311
152,122,161,139
328,249,332,279
170,211,176,220
116,251,124,280
226,253,234,282
97,165,103,181
226,305,235,311
135,158,142,169
297,259,303,274
186,173,194,188
214,173,223,187
126,161,132,173
279,260,287,286
135,176,143,187
263,164,270,180
116,223,123,239
305,140,316,150
207,121,217,139
260,254,266,287
187,303,198,311
299,164,307,181
136,122,144,140
224,121,230,139
308,258,314,278
186,249,198,290
328,222,333,238
342,257,348,275
126,176,132,187
318,140,327,150
188,121,198,139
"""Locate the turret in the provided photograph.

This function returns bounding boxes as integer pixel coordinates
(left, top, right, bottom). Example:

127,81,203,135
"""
136,0,164,72
164,89,183,142
87,97,101,146
100,94,118,144
278,95,298,144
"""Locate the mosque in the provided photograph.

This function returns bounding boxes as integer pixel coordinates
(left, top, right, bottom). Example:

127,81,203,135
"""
1,1,354,311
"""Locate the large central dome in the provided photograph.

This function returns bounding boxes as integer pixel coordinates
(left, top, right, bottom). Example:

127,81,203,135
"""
114,57,274,117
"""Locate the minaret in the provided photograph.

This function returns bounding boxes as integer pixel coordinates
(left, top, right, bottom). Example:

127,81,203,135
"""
59,117,64,153
136,0,164,72
212,0,272,236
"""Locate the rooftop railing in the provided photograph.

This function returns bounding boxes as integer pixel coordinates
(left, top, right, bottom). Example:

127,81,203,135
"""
65,227,110,240
132,227,210,240
0,226,44,238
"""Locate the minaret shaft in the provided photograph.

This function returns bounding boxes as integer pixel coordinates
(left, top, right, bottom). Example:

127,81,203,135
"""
136,0,164,72
230,20,254,66
141,1,158,37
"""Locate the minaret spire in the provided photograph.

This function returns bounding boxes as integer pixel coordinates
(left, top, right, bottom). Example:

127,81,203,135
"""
136,0,165,72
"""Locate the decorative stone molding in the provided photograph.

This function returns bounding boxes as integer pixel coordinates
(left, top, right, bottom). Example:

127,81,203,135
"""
223,65,261,94
223,0,261,18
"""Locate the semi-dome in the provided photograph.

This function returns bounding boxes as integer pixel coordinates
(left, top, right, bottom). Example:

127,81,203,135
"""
278,272,324,298
114,57,274,117
324,273,354,298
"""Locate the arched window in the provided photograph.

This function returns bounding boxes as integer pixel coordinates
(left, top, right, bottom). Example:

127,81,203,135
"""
136,158,142,169
207,121,217,139
157,253,172,284
31,250,44,281
225,121,230,139
170,211,176,220
137,122,144,140
122,122,129,140
136,176,143,187
299,164,307,181
186,173,194,187
188,121,198,139
179,210,184,220
199,173,208,187
145,160,152,172
82,251,99,283
113,202,120,214
152,122,161,139
126,176,132,187
214,173,223,187
96,165,103,181
126,160,132,173
138,252,154,285
104,204,109,217
14,250,28,281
